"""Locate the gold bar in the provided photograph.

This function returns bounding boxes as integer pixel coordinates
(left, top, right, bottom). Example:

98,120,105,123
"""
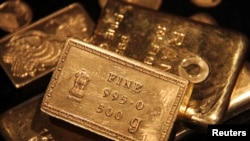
0,93,111,141
175,62,250,140
0,3,95,88
41,38,192,141
188,12,250,123
90,0,248,126
173,13,250,140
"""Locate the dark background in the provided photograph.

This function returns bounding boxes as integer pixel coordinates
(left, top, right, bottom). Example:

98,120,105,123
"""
0,0,250,140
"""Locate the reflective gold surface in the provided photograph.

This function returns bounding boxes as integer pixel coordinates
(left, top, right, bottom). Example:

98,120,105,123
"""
0,94,111,141
0,3,95,88
174,121,195,141
189,12,218,25
0,0,32,32
41,38,192,141
190,0,222,8
98,0,162,10
90,0,248,126
175,62,250,140
189,10,250,123
225,62,250,120
174,9,250,140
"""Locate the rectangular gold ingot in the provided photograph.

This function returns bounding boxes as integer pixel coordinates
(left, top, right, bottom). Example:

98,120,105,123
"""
0,94,111,141
90,0,248,126
175,62,250,141
41,38,192,141
0,3,95,88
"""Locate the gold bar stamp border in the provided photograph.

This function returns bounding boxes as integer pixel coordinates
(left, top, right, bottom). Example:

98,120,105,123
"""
41,37,191,141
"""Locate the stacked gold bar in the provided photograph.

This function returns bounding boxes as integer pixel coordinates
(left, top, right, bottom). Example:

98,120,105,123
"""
89,0,248,126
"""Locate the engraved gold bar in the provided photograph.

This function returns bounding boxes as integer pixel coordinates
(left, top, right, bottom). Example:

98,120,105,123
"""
0,93,111,141
0,3,95,88
41,38,193,141
90,0,248,126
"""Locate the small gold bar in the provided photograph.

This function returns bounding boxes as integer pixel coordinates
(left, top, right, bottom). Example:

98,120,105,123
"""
41,38,192,141
0,93,111,141
0,3,95,88
90,0,248,126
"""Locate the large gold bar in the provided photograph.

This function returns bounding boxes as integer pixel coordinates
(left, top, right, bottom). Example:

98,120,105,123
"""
0,94,111,141
189,11,250,122
41,38,192,141
90,0,248,126
174,62,250,140
0,3,95,88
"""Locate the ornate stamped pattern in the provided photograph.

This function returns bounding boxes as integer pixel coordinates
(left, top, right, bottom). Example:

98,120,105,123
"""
0,3,95,88
2,14,88,78
41,38,191,141
2,30,61,78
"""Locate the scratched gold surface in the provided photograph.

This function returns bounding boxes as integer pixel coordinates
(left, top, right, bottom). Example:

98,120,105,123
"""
174,10,250,140
189,11,250,123
41,38,192,141
90,0,248,126
0,94,111,141
175,62,250,141
0,3,95,88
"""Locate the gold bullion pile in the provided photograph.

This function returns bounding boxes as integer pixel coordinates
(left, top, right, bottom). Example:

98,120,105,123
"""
0,0,249,141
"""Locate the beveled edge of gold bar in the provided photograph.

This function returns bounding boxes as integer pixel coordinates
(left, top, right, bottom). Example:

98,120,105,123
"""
0,2,91,88
41,37,193,141
178,83,193,119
